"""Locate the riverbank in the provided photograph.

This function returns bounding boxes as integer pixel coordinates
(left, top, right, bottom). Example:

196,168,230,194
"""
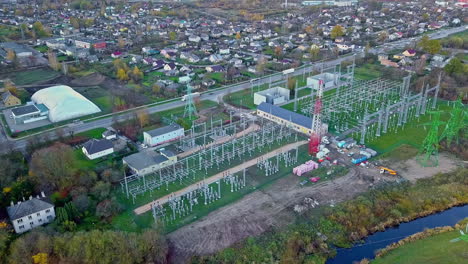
192,168,468,264
366,218,468,264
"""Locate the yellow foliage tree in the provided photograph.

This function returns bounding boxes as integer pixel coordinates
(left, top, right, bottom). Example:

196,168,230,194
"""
330,25,344,40
137,109,149,128
116,68,129,81
32,253,48,264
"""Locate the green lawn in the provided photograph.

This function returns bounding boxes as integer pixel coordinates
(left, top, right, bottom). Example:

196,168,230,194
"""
224,83,269,110
75,127,106,139
34,45,49,53
8,68,61,85
92,96,113,113
365,102,453,153
372,228,468,264
206,72,224,83
377,144,419,162
73,148,100,169
354,63,383,80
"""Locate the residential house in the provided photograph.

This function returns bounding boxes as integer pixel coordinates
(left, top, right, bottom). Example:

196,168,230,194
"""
188,35,201,43
202,79,216,88
403,49,416,57
164,62,177,71
143,124,184,147
179,75,192,84
219,48,230,55
7,193,55,234
206,65,224,73
82,138,114,160
209,54,223,63
111,51,122,58
2,91,21,107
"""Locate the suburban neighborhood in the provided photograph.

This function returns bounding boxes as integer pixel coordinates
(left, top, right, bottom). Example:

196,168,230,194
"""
0,0,466,264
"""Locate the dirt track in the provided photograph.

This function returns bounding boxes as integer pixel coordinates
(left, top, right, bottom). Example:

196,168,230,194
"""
167,152,461,263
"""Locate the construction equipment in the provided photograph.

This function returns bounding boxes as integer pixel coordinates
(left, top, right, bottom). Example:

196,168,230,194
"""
379,167,397,176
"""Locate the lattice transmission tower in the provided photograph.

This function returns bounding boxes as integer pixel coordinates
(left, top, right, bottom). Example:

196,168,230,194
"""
183,83,198,119
309,79,323,155
417,111,445,167
440,98,466,146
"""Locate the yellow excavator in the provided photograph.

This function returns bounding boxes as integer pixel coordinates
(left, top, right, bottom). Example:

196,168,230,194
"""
379,167,397,176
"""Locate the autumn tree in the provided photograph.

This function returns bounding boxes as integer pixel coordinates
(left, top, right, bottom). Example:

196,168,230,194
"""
70,17,80,29
169,31,177,41
310,46,320,60
130,66,143,83
116,68,128,81
235,32,241,40
152,84,161,95
29,143,77,191
304,25,313,34
6,49,16,61
256,56,267,74
117,36,125,49
330,25,344,40
137,109,150,128
378,31,388,42
47,50,60,71
274,46,283,58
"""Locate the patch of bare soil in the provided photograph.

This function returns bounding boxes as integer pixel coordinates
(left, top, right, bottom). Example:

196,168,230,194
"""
168,167,366,263
70,72,106,86
392,153,461,182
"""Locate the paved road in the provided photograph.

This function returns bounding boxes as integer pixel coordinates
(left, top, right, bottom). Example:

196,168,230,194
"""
369,26,467,55
2,25,465,153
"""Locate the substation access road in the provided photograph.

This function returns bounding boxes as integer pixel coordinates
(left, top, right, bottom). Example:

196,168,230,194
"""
134,140,308,215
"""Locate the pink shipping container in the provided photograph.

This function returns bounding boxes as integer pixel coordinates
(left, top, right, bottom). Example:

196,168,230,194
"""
293,160,319,176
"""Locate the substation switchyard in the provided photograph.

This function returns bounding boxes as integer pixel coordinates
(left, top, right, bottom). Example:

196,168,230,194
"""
120,58,445,227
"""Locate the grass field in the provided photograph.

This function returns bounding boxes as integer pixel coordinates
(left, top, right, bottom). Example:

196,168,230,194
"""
9,68,61,85
372,228,468,264
75,127,106,139
364,102,453,153
354,63,383,80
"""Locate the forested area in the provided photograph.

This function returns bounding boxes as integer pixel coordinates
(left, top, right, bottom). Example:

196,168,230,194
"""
192,168,468,264
1,228,168,264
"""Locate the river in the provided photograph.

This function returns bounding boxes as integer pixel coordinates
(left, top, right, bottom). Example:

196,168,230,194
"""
326,204,468,264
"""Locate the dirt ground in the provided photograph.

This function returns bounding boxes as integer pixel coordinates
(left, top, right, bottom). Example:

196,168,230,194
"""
167,166,367,263
167,153,462,263
390,153,461,182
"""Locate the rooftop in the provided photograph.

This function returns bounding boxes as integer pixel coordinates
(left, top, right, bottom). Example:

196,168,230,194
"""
83,138,113,155
7,198,54,220
11,104,40,116
123,151,169,171
144,124,183,137
257,102,313,129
